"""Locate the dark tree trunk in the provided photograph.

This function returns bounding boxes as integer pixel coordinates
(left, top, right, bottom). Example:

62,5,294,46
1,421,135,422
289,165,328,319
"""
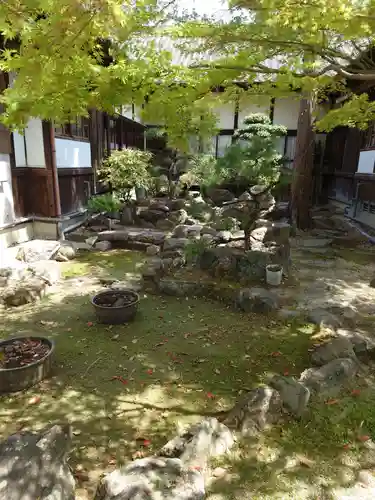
244,225,251,251
291,96,316,229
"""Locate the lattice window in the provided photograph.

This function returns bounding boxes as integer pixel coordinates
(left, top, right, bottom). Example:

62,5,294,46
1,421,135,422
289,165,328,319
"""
55,116,90,141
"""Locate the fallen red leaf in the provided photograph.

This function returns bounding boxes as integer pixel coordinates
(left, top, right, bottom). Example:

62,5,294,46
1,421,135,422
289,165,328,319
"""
325,399,339,405
111,376,128,385
147,369,153,375
87,321,94,327
143,439,151,447
358,435,370,442
283,370,290,376
163,338,168,343
207,392,215,399
351,389,361,396
271,351,282,357
343,443,351,450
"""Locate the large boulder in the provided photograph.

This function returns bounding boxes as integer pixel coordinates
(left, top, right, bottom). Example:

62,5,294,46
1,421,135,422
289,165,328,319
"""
236,287,280,314
139,209,168,223
155,219,175,231
299,358,359,396
55,243,76,262
206,188,235,205
159,418,234,467
224,386,282,436
94,457,205,500
270,376,310,417
250,222,291,245
311,337,357,366
16,240,60,263
0,261,59,307
163,238,190,252
0,424,75,500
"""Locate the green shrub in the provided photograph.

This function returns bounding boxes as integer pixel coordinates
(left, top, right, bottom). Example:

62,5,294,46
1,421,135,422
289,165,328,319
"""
87,193,121,214
99,148,153,201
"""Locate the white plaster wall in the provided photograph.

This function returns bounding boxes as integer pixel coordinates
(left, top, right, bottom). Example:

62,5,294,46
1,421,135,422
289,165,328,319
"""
121,105,133,120
55,138,91,168
238,98,271,127
214,102,235,129
0,153,15,225
13,131,27,167
24,118,45,168
273,97,300,130
357,150,375,174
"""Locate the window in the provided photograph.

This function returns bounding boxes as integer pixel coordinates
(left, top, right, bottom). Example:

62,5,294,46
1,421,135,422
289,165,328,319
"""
284,136,297,168
54,116,90,141
217,134,232,157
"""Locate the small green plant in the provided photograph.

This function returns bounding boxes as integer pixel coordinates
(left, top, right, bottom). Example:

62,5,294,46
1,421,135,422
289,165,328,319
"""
87,193,121,214
184,238,213,265
99,148,153,201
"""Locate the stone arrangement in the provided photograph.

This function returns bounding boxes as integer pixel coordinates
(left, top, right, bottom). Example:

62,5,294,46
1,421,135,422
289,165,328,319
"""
77,188,292,308
0,240,75,307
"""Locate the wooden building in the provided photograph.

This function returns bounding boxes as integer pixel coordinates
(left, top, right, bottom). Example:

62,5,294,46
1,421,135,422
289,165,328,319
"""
320,83,375,228
0,73,145,252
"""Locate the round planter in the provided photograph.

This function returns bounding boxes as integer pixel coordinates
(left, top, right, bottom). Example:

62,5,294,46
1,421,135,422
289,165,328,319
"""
266,264,283,286
91,289,139,325
0,337,54,394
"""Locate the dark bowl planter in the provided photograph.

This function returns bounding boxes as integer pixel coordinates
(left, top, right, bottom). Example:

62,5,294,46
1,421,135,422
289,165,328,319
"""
0,337,54,394
91,289,139,325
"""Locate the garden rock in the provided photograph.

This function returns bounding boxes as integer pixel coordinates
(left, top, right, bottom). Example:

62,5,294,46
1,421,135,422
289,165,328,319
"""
55,243,76,261
137,219,156,229
201,234,215,244
224,386,282,436
311,337,356,366
207,188,234,205
139,209,168,223
146,244,160,256
337,329,375,361
238,191,252,201
217,231,232,243
237,287,280,314
169,199,188,211
95,240,112,251
299,358,359,396
16,240,60,263
98,229,166,246
168,209,188,225
158,279,198,297
179,418,234,467
161,248,185,260
163,237,189,252
94,457,205,500
307,308,341,330
173,225,190,238
270,376,310,417
29,260,61,285
0,277,48,307
149,202,170,213
185,217,199,226
251,222,291,245
160,418,234,468
0,424,75,500
156,219,175,231
201,226,218,237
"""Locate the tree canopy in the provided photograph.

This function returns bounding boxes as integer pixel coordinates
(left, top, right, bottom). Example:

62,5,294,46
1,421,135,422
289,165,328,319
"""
1,0,375,140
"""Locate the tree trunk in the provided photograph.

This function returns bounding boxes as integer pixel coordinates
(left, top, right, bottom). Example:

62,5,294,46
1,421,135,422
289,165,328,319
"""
244,225,251,251
291,95,316,229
